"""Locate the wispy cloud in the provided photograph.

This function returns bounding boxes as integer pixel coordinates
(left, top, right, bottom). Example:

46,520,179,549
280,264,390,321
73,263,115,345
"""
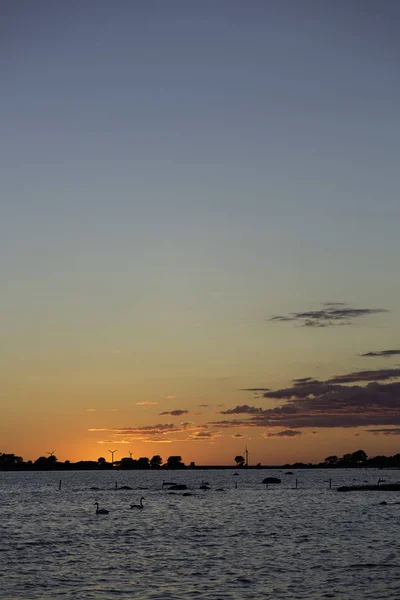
270,303,388,328
85,408,96,412
89,424,180,435
221,405,264,415
366,428,400,436
140,438,173,443
88,428,109,432
97,439,129,444
240,388,270,392
264,430,302,438
159,409,189,416
88,421,209,444
360,350,400,358
327,369,400,384
188,431,223,441
136,401,158,405
292,377,317,384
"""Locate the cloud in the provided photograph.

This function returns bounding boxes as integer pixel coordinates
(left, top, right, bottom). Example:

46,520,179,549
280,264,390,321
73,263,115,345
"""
264,381,335,399
165,395,175,400
220,405,264,415
322,302,347,307
264,430,302,438
140,438,172,443
232,433,244,438
366,428,400,436
327,369,400,384
159,409,189,416
88,421,209,445
89,424,181,436
209,380,400,430
88,428,109,432
360,350,400,358
97,439,129,444
136,401,158,405
198,404,209,407
85,408,96,412
240,388,270,392
189,431,223,441
269,303,388,328
208,418,259,428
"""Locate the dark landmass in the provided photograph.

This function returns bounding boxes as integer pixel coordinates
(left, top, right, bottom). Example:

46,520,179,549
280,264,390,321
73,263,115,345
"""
337,483,400,492
1,449,400,471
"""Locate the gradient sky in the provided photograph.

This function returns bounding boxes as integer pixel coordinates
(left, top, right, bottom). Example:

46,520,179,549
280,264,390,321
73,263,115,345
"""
2,1,400,465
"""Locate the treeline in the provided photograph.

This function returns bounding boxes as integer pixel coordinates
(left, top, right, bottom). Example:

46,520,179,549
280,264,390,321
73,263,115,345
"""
2,449,400,471
319,449,400,469
280,450,400,470
0,453,191,471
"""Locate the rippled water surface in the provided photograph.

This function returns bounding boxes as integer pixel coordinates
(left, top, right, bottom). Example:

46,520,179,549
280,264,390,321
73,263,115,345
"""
1,469,400,599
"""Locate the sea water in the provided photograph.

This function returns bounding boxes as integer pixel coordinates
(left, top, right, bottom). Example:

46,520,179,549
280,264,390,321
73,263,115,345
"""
1,468,400,599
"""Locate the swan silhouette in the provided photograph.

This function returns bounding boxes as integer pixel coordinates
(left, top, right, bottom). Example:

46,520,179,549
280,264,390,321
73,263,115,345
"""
130,497,144,509
94,502,109,515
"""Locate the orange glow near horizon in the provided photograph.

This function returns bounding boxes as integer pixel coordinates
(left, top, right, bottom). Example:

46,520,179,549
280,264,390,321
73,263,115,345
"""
5,424,400,467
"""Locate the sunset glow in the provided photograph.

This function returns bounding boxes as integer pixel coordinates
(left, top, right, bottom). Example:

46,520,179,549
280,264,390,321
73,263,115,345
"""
2,2,400,466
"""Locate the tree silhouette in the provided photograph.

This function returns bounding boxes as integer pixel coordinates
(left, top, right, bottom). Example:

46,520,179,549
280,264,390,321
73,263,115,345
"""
137,457,150,469
351,450,368,464
166,456,185,469
150,455,162,469
235,455,245,468
0,453,23,469
34,455,58,470
324,455,339,466
119,457,137,470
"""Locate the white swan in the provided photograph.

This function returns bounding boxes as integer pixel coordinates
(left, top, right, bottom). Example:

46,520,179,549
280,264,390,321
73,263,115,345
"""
94,502,109,515
130,497,144,509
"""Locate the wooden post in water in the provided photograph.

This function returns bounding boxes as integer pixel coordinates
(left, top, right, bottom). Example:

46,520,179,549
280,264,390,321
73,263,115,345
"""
295,478,298,489
328,478,332,489
58,479,62,490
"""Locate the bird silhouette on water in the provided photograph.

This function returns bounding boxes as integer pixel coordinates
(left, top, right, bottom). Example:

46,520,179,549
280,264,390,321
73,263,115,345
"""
130,497,145,509
94,502,109,515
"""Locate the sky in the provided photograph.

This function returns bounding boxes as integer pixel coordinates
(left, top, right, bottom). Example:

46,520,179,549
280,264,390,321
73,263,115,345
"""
1,0,400,465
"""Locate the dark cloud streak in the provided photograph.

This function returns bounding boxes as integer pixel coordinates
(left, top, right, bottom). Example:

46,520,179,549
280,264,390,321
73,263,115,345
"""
270,304,388,328
360,350,400,358
264,430,302,438
327,369,400,384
